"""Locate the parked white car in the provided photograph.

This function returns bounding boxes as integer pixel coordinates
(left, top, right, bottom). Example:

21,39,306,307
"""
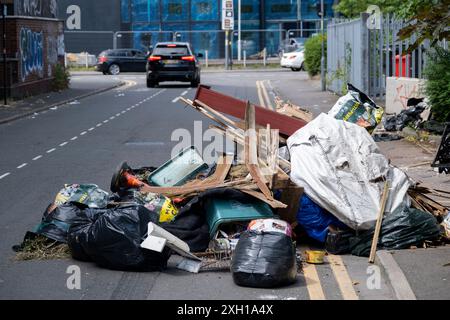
280,48,305,72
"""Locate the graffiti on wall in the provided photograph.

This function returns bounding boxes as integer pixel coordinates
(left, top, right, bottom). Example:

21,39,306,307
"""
20,28,44,81
15,0,58,18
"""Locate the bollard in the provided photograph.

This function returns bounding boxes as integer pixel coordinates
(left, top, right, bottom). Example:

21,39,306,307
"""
85,52,89,69
205,50,208,68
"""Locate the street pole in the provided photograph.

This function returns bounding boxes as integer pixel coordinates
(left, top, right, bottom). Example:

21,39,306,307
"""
225,30,229,70
2,3,7,106
237,0,241,61
320,0,326,91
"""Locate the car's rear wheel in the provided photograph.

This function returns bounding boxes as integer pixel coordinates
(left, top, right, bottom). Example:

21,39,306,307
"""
147,78,157,88
191,77,200,88
291,67,301,72
108,64,120,75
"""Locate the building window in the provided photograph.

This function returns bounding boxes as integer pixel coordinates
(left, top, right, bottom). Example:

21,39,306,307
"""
196,2,211,14
168,3,182,15
271,4,291,13
242,5,253,14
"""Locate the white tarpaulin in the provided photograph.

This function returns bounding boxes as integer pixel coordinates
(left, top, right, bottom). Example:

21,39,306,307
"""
287,113,411,230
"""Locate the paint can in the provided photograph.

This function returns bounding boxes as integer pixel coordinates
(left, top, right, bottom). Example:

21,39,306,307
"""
305,250,326,264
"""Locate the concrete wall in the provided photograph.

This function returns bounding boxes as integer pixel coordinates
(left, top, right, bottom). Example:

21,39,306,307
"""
385,77,426,114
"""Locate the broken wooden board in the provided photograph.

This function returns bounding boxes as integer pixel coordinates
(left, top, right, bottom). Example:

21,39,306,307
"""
193,85,307,137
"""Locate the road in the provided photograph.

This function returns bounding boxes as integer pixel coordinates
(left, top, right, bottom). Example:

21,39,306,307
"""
0,71,395,300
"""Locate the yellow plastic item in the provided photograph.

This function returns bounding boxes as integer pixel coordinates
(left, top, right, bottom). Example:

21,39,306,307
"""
305,250,326,264
159,197,179,223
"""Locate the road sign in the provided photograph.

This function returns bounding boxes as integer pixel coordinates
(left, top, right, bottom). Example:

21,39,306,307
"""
221,0,234,30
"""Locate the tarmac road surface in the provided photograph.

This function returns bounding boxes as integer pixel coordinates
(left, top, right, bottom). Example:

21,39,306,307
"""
0,71,395,300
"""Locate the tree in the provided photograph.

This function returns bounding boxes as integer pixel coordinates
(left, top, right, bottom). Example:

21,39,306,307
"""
397,0,450,52
333,0,404,18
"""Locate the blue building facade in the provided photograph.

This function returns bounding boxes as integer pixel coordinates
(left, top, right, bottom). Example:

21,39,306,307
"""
120,0,335,58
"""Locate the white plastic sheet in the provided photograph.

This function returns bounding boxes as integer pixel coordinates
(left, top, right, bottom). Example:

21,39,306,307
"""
287,113,411,230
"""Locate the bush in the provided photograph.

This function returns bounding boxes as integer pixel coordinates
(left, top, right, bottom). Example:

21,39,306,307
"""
423,48,450,122
304,34,327,77
52,64,71,91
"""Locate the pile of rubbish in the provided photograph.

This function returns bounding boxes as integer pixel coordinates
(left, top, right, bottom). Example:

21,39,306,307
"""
15,83,450,289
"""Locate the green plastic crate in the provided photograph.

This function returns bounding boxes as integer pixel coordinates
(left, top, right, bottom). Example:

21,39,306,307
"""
205,198,275,237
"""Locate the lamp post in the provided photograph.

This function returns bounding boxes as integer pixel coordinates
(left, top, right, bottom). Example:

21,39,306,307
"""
2,2,7,106
319,0,326,91
237,0,241,61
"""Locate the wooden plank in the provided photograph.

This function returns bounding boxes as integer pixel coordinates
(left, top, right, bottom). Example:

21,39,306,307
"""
369,181,390,264
194,85,306,137
244,101,273,200
240,189,287,209
277,183,304,223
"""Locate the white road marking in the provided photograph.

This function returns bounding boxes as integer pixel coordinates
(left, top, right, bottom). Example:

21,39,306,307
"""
181,91,188,96
116,113,121,117
17,163,27,169
121,110,126,114
80,131,87,135
110,116,115,120
172,97,180,103
88,127,95,131
0,172,10,180
71,136,78,140
60,142,68,146
126,108,131,111
46,148,56,153
103,120,109,123
96,123,102,127
32,155,42,161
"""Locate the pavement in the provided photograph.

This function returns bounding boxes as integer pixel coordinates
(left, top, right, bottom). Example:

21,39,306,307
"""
0,70,447,300
0,72,124,124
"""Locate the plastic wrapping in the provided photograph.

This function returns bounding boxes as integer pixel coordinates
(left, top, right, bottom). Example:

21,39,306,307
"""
54,184,109,208
328,83,383,132
231,230,297,288
34,203,102,243
68,204,170,271
349,204,441,257
288,113,411,230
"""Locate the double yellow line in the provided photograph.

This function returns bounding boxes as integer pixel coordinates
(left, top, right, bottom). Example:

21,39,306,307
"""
256,80,274,110
302,251,359,300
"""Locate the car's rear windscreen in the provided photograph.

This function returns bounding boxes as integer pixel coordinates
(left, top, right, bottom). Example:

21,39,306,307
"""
153,45,189,56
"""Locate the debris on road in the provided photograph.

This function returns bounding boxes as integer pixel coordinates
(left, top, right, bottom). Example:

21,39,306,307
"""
431,123,450,174
383,98,429,132
16,84,449,288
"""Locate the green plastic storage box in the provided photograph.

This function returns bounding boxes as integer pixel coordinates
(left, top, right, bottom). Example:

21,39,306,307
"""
205,198,275,237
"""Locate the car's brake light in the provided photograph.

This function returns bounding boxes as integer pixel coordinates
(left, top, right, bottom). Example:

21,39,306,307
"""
148,56,162,61
99,56,108,63
181,56,195,61
167,44,177,47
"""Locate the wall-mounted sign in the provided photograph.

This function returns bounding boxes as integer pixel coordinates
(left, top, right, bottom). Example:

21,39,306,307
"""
221,0,234,30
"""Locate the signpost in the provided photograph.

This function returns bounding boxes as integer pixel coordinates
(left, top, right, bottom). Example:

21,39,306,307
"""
2,3,7,106
222,0,234,70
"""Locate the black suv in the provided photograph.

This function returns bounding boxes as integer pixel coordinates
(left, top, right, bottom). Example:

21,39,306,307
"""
146,42,202,88
96,49,148,75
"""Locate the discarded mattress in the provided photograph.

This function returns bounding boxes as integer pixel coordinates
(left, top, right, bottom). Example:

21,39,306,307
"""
287,113,411,230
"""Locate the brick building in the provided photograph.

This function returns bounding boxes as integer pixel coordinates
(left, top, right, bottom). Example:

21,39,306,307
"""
0,0,65,99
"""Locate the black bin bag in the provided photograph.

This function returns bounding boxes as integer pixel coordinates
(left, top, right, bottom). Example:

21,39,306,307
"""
68,204,171,271
231,231,297,288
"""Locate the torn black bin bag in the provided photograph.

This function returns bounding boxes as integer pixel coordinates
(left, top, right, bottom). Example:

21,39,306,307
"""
34,203,104,244
349,204,441,257
231,231,297,288
160,188,258,253
68,204,170,271
325,226,355,255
